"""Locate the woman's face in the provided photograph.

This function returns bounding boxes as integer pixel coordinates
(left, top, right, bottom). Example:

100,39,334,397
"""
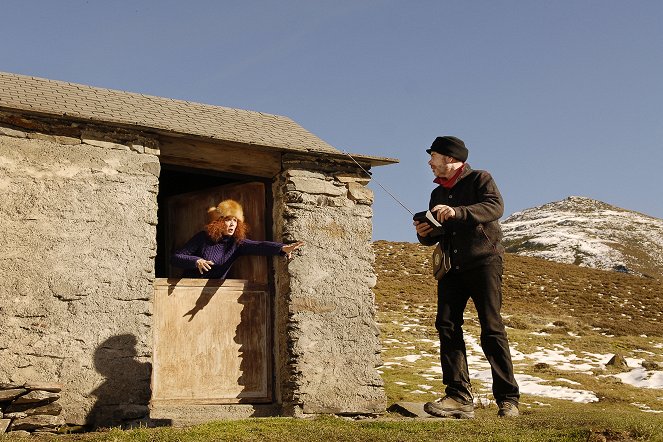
221,217,238,236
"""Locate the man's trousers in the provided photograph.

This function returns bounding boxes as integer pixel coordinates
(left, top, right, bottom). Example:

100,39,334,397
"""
435,258,520,405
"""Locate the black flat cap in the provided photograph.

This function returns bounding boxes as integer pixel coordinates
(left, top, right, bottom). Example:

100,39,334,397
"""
426,136,468,162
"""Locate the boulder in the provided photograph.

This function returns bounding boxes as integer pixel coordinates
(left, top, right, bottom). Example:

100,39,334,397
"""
606,354,629,368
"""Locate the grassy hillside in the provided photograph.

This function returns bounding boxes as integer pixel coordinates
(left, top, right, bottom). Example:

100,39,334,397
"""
373,240,663,337
373,240,663,440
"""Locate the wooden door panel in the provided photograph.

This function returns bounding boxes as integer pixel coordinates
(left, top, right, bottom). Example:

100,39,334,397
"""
151,279,271,405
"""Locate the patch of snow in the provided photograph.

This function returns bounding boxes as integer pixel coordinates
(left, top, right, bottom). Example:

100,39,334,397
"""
611,366,663,390
395,354,422,363
556,378,581,386
470,369,599,403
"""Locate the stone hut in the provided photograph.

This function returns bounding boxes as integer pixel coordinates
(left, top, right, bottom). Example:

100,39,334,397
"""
0,71,396,429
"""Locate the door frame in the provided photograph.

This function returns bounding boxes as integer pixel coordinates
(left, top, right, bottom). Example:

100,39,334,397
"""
154,155,280,407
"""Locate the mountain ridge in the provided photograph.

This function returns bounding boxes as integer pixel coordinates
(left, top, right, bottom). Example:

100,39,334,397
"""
500,196,663,277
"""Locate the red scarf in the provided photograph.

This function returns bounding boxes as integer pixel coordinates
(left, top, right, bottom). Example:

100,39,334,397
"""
434,164,465,189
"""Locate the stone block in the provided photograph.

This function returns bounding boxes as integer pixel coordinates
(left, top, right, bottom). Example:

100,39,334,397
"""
0,126,27,138
130,143,145,153
150,404,278,426
9,414,65,431
285,169,327,180
26,132,79,144
7,401,62,416
334,173,370,185
4,411,28,419
287,176,345,196
0,388,27,401
23,382,63,393
13,390,59,404
0,418,10,433
289,297,337,314
142,161,161,177
347,182,374,204
82,138,130,151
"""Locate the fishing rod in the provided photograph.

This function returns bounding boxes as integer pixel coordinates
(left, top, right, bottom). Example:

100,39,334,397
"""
342,151,415,217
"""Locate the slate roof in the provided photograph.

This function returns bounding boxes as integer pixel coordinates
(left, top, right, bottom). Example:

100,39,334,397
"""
0,71,395,165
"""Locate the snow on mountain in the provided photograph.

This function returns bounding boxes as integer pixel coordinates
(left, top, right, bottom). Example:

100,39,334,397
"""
501,196,663,277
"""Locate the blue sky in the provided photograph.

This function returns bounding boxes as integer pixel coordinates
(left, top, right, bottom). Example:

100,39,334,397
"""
2,1,661,241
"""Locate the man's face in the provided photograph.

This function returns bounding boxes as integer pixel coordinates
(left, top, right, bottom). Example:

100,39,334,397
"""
428,152,454,178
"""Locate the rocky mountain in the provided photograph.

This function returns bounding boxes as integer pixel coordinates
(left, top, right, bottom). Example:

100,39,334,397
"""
501,196,663,278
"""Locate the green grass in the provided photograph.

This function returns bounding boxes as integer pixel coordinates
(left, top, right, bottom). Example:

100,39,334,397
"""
3,241,662,441
3,407,661,442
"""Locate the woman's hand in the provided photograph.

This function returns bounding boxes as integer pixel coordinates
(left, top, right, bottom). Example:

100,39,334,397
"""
282,241,305,259
196,259,214,274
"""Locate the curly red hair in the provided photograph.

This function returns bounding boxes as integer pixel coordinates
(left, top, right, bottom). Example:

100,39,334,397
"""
205,217,248,243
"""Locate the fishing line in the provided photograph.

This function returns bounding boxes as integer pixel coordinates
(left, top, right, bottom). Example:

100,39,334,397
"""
342,151,415,216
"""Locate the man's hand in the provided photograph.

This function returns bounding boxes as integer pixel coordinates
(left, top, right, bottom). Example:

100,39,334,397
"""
431,204,456,222
414,220,433,237
196,259,214,274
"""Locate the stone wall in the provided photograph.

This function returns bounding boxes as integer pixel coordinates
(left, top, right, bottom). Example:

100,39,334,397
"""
273,155,385,415
1,382,65,435
0,113,159,427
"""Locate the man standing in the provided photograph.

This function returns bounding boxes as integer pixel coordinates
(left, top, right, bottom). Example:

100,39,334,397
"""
414,136,520,418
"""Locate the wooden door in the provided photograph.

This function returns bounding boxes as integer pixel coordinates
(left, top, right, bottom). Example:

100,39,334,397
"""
152,181,273,406
151,279,271,405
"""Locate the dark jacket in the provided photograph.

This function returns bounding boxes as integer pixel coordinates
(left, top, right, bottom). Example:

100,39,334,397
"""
417,164,504,272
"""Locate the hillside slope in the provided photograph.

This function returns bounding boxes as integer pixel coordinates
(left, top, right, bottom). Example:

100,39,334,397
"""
373,241,663,337
372,240,663,418
501,196,663,278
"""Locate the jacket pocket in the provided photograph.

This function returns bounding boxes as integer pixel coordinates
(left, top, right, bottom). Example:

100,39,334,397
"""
477,224,498,252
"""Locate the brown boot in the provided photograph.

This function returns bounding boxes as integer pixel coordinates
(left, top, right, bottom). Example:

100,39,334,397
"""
497,401,519,417
424,396,475,419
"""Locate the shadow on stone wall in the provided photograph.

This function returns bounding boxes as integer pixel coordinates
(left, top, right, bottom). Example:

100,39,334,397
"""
87,334,152,429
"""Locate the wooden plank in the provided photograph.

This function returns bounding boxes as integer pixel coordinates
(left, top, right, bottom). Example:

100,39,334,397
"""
151,280,272,404
159,137,282,178
154,278,268,291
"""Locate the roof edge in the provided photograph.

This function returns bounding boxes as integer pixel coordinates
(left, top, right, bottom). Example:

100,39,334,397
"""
330,151,399,167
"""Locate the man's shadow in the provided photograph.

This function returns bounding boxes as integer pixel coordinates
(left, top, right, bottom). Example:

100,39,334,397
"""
87,334,154,429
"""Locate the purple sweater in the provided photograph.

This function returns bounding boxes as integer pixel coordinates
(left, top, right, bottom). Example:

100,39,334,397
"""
171,231,285,279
